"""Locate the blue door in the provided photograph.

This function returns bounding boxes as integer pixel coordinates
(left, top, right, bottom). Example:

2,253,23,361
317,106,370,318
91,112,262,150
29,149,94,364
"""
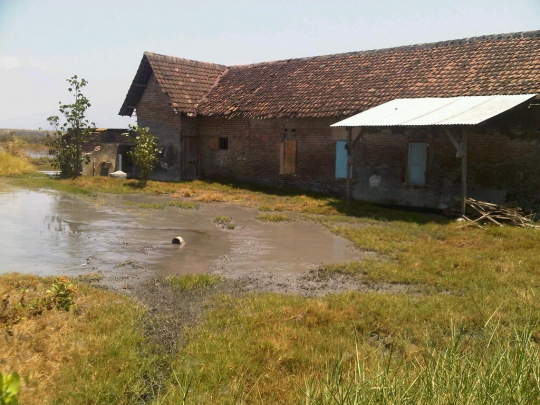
335,141,347,179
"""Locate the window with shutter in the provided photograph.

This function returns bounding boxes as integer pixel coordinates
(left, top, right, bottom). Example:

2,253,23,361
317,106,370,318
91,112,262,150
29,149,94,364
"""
209,137,219,151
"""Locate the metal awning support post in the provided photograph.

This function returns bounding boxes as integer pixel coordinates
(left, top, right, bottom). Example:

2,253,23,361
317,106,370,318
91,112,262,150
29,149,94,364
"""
443,127,468,216
346,126,352,209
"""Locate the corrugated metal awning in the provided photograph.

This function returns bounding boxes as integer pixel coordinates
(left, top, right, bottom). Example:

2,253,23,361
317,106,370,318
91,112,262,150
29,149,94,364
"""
331,94,537,127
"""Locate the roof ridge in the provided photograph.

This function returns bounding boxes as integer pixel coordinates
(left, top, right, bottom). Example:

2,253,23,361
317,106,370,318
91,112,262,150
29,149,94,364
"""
144,51,226,69
226,29,540,69
195,67,230,112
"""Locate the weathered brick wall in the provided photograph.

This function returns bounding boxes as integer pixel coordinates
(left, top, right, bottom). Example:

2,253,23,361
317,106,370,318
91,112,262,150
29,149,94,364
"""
82,129,130,176
351,103,540,208
132,86,540,208
136,73,182,180
198,116,346,193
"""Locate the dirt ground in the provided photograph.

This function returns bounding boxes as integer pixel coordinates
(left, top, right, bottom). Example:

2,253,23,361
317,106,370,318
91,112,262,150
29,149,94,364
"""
0,185,416,355
73,195,418,356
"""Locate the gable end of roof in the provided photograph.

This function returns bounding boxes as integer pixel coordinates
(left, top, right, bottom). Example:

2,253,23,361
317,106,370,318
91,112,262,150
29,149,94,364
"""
119,52,227,117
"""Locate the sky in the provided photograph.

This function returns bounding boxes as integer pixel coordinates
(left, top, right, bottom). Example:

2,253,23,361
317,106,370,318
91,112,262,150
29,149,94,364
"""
0,0,539,130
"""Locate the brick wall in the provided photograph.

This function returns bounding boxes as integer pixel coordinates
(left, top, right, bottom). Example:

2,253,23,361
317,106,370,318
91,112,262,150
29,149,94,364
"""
351,104,540,208
133,86,540,208
136,73,182,180
198,116,346,193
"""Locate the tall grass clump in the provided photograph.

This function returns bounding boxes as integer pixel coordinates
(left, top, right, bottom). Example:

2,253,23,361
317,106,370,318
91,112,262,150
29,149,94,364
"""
213,215,236,229
153,287,540,404
303,325,540,404
0,152,36,177
257,212,294,222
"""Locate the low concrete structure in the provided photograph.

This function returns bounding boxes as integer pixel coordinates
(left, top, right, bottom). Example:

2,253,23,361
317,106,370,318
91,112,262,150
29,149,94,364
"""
81,128,132,178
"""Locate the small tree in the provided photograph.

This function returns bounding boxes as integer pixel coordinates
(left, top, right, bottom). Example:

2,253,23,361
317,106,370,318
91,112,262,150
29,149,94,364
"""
46,75,95,179
126,125,159,186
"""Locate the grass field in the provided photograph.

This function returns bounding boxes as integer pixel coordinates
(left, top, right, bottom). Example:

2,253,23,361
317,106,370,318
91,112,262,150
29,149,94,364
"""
0,152,36,177
2,175,540,403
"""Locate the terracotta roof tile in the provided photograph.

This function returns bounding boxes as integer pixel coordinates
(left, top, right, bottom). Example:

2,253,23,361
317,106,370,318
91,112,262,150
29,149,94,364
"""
119,52,226,116
120,31,540,119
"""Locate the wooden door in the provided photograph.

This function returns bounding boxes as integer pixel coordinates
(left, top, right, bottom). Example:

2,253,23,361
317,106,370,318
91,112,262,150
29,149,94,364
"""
280,139,297,174
182,136,200,179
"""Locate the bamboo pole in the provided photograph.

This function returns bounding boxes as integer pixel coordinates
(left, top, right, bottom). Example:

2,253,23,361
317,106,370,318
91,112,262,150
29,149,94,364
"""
346,127,352,209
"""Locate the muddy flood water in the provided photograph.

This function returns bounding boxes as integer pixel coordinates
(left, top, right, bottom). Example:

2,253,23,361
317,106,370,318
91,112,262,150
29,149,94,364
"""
0,187,363,291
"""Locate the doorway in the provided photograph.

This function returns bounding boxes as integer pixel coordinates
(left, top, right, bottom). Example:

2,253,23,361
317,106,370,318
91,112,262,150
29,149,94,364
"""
182,136,200,179
117,144,134,176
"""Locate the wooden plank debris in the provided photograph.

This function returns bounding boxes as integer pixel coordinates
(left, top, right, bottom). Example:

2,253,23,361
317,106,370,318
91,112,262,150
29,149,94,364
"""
456,198,539,229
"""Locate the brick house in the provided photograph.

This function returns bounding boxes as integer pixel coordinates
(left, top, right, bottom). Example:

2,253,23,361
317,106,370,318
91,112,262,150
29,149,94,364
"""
119,30,540,209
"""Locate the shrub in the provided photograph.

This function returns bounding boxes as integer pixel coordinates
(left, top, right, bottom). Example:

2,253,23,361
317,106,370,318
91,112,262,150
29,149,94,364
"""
124,125,159,187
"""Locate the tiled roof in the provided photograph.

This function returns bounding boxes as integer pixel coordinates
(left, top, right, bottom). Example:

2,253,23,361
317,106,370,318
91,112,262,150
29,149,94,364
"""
120,31,540,119
119,52,226,116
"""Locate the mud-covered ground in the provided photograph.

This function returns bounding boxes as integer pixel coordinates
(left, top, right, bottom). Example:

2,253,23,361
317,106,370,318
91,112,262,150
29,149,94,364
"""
120,266,420,357
71,193,418,356
1,185,416,354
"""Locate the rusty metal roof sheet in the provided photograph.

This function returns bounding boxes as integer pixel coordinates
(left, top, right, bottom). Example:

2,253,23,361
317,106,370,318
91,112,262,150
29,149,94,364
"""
330,94,537,127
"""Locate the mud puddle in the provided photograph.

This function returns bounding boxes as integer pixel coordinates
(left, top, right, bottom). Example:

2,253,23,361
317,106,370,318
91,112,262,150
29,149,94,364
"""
0,188,364,291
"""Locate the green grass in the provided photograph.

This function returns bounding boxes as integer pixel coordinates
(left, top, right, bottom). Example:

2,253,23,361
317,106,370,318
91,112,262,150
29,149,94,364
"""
154,290,540,404
166,274,222,292
302,324,540,404
213,215,236,229
259,204,287,212
257,212,295,222
124,200,198,210
321,219,540,292
5,176,540,403
0,274,161,405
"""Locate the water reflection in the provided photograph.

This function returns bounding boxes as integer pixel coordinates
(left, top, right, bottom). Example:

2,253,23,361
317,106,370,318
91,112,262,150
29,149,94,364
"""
0,190,230,275
0,188,362,281
0,189,198,276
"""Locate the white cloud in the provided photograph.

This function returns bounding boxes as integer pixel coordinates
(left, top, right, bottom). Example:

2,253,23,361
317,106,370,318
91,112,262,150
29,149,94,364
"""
0,56,21,70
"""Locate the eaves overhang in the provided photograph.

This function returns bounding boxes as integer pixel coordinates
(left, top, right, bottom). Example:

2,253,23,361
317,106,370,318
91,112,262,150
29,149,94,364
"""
331,94,538,127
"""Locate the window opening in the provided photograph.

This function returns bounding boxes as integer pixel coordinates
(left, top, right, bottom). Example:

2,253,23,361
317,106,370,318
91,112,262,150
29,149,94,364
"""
219,137,228,150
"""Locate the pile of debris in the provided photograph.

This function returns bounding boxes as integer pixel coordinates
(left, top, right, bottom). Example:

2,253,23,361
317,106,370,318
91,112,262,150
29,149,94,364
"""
459,198,539,229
